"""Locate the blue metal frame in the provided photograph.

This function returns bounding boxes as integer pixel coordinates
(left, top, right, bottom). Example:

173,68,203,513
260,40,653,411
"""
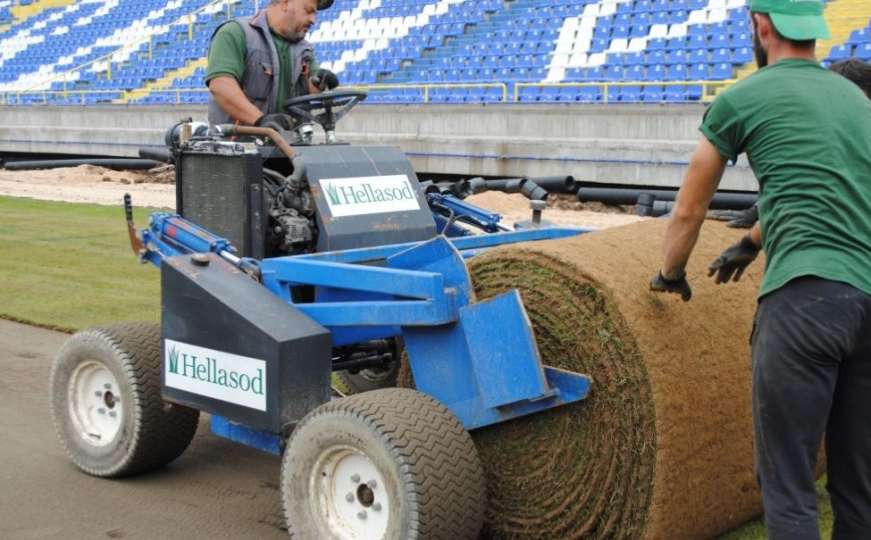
259,235,592,430
138,205,594,444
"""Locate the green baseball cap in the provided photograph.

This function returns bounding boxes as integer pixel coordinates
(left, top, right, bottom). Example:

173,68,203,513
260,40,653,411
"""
749,0,830,40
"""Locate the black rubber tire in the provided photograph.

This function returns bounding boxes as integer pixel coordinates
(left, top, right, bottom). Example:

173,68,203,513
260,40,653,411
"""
49,322,199,478
281,388,486,540
333,361,399,395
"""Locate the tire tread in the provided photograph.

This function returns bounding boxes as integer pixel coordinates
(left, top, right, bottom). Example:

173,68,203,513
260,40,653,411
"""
51,322,199,477
283,388,485,539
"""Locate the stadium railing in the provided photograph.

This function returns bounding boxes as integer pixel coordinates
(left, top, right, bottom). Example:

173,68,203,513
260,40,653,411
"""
0,80,738,106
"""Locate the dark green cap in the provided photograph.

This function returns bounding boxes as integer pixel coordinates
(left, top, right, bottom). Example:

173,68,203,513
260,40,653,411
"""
749,0,830,40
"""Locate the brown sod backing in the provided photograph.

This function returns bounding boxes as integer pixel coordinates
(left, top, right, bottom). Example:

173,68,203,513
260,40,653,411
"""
402,219,765,539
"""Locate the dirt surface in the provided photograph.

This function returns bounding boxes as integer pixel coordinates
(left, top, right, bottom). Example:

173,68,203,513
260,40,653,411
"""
465,191,645,229
0,165,176,209
0,318,289,540
0,166,646,229
462,219,764,539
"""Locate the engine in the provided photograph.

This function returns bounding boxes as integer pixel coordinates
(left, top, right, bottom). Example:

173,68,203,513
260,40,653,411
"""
262,164,317,256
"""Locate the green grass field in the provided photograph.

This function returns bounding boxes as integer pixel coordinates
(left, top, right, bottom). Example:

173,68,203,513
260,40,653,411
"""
0,195,834,539
0,196,160,331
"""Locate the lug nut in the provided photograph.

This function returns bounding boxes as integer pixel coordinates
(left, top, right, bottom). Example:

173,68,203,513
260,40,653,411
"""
351,474,361,483
97,408,106,415
104,383,112,390
372,503,382,512
345,493,354,503
95,391,103,397
357,511,367,520
367,480,377,489
108,411,117,418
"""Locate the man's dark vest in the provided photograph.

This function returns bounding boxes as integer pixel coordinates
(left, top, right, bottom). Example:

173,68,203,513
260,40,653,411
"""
208,10,314,124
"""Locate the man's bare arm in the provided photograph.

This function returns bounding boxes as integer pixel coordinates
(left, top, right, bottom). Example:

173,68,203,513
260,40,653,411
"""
208,76,263,125
748,221,762,247
661,136,728,278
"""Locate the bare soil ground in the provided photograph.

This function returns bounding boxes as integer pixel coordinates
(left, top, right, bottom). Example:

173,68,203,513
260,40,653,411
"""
0,165,176,209
0,165,647,229
0,319,288,540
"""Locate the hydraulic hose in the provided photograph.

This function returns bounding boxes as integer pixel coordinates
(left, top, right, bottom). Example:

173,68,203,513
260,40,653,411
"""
216,125,296,161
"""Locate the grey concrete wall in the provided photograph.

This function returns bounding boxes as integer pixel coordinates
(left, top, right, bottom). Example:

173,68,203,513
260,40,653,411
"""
0,103,756,191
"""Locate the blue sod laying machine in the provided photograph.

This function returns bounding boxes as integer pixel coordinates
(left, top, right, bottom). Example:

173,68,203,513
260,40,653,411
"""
51,91,593,539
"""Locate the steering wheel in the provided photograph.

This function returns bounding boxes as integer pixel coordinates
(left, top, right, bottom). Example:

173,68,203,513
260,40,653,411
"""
283,89,368,136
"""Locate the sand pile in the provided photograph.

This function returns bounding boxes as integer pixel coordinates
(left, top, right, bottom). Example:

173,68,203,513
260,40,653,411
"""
403,219,765,539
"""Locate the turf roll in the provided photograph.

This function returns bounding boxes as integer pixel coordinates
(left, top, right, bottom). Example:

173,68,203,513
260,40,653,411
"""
442,219,763,539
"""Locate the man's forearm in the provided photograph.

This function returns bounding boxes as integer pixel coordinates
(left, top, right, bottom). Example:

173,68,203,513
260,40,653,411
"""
657,136,728,279
208,76,262,125
749,221,762,247
661,198,707,278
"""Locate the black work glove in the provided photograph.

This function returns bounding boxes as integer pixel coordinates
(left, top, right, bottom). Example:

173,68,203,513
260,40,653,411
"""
310,68,339,91
726,204,759,229
650,271,692,302
254,113,292,130
708,234,760,284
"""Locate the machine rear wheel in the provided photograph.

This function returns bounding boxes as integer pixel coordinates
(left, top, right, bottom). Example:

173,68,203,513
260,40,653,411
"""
49,322,199,477
281,388,486,539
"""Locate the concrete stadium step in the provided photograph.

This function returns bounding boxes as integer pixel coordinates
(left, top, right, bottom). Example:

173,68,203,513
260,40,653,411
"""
10,0,75,27
115,57,208,105
716,0,871,97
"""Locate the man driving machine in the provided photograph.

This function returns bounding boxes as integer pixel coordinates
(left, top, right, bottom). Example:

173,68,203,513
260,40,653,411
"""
206,0,339,127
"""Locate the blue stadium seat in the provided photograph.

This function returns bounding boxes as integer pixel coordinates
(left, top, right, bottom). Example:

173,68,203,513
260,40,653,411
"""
540,86,560,102
578,86,602,103
666,64,688,80
618,85,641,102
688,63,709,80
642,84,664,102
711,63,734,80
645,64,666,81
733,47,753,64
689,48,708,63
2,0,830,107
626,65,645,80
519,86,541,102
711,48,732,63
849,28,871,45
664,85,687,102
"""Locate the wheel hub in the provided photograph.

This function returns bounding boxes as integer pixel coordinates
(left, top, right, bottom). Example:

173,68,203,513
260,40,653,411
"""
312,446,390,539
67,361,123,447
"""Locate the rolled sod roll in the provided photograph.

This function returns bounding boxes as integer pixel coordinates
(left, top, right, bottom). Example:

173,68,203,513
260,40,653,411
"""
412,219,766,539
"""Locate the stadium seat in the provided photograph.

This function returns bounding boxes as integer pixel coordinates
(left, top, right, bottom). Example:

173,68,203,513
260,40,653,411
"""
0,0,769,105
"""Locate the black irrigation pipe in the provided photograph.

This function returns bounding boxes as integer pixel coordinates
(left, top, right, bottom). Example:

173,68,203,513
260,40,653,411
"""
578,187,756,210
484,175,577,194
138,147,174,164
3,158,161,171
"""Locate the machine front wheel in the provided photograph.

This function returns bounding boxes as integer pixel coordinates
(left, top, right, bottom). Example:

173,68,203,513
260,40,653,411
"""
281,388,486,540
49,322,199,477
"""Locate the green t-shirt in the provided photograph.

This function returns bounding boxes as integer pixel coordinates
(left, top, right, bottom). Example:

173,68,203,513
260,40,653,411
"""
206,21,316,111
701,58,871,298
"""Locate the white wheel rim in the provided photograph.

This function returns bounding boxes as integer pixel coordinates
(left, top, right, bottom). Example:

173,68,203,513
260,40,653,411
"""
311,445,390,540
68,360,124,448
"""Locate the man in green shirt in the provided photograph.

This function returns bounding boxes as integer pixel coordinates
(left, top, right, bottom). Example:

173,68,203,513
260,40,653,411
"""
206,0,339,126
650,1,871,538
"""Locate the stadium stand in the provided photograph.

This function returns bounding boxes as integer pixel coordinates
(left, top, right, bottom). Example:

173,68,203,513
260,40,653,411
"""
0,0,869,106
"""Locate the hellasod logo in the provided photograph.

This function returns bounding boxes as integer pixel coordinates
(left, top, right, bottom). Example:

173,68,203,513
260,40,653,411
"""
165,339,267,411
321,174,421,217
